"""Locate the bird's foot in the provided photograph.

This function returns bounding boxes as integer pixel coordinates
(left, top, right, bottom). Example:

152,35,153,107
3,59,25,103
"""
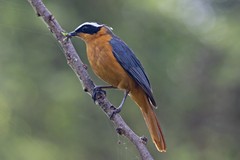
109,106,122,120
92,86,106,102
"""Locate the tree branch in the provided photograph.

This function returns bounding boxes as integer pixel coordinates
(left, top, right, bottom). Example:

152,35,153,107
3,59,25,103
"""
28,0,154,159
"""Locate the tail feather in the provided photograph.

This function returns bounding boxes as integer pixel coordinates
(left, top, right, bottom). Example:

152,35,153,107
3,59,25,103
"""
141,106,166,152
130,87,166,152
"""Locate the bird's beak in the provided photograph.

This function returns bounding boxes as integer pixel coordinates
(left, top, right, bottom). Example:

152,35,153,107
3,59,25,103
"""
67,31,77,38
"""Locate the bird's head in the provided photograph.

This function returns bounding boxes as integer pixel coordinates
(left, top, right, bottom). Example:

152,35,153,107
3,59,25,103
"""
67,22,113,42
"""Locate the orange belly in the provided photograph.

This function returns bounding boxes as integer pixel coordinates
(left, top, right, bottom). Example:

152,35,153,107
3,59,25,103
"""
86,39,135,91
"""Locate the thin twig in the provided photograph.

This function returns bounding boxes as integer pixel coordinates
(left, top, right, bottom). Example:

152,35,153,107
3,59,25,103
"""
27,0,154,159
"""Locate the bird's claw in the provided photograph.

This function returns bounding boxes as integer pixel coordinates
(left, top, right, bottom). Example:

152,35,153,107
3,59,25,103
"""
92,87,106,102
109,106,122,120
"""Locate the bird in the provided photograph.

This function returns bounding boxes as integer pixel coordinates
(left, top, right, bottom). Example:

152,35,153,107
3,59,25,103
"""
67,22,166,152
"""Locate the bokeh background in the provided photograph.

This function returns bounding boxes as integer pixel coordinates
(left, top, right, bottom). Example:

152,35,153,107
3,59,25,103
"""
1,0,240,159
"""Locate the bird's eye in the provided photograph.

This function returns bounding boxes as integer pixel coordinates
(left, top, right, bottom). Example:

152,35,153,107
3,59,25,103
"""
81,26,88,32
75,24,101,34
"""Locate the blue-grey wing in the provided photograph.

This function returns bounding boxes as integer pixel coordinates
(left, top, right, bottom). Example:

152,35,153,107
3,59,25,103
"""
109,36,156,106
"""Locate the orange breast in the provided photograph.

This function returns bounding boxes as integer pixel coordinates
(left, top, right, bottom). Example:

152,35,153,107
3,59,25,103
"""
86,35,135,91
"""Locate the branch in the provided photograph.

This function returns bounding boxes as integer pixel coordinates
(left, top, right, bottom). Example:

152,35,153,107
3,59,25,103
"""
28,0,154,159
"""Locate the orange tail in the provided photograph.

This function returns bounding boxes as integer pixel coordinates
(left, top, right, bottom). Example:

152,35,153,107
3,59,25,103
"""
130,87,166,152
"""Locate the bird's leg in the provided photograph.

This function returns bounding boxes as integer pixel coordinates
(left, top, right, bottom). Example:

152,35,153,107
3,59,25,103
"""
92,85,116,102
110,90,129,119
116,90,130,112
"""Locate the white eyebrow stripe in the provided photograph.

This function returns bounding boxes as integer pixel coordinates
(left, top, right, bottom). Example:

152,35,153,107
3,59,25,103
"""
75,22,103,31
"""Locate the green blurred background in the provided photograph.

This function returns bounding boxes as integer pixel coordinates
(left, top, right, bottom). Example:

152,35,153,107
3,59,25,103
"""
1,0,240,159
